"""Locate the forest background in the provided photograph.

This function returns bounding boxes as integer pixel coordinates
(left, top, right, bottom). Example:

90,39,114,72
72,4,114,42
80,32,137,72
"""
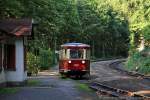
0,0,149,74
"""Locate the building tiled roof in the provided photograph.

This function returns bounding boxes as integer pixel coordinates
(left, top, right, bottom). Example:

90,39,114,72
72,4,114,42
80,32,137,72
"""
0,18,32,36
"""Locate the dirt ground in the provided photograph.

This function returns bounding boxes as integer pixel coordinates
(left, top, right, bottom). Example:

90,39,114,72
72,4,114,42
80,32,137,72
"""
90,59,150,96
0,67,99,100
0,59,149,100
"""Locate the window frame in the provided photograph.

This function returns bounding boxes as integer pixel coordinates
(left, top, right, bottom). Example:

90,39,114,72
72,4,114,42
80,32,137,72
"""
4,44,16,71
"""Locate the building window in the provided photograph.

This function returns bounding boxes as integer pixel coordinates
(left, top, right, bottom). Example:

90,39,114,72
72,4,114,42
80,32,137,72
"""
4,44,16,70
0,44,2,72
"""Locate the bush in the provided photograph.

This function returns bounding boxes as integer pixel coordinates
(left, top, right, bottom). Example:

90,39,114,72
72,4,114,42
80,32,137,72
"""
126,48,150,75
27,49,55,72
27,52,39,75
39,49,52,70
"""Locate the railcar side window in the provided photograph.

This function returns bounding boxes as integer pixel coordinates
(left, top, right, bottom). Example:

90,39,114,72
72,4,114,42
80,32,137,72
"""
62,49,67,59
60,49,69,59
59,50,62,59
86,49,90,60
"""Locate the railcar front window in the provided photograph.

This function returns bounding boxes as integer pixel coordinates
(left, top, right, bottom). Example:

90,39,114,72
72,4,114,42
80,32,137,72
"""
60,48,90,60
70,49,84,59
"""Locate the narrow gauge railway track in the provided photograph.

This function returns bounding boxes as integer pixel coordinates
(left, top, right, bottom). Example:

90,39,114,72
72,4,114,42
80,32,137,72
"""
91,57,124,63
92,59,150,80
90,59,150,99
90,82,150,100
109,60,150,80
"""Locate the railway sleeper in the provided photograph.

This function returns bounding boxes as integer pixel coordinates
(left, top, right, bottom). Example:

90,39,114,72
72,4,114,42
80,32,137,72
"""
90,82,150,99
109,60,150,80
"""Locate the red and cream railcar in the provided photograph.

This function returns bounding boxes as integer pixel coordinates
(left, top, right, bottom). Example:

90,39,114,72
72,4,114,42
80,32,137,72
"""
59,43,90,77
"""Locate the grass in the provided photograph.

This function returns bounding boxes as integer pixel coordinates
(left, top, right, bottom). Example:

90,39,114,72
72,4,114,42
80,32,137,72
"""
61,77,70,80
27,80,41,86
0,87,19,94
125,50,150,75
76,83,93,92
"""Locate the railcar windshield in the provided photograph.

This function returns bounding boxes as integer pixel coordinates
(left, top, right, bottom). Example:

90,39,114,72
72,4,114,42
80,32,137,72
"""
70,49,83,59
59,48,90,60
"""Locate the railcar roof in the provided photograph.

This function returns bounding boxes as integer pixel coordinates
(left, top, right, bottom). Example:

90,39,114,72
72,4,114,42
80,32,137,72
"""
61,43,90,48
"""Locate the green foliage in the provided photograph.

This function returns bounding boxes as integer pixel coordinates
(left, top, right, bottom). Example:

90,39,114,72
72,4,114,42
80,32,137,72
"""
76,83,92,92
98,0,150,74
142,24,150,47
115,0,150,74
27,80,41,86
1,0,149,73
0,88,19,94
39,49,52,70
0,0,129,58
27,52,39,75
70,0,129,57
126,48,150,75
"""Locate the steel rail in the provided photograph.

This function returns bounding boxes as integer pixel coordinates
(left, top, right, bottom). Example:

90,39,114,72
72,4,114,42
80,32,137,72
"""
109,60,150,80
90,82,150,100
90,59,150,99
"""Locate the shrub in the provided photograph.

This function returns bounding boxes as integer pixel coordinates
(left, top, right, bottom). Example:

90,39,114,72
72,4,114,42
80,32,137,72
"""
126,48,150,75
27,52,39,75
39,49,52,70
0,88,19,94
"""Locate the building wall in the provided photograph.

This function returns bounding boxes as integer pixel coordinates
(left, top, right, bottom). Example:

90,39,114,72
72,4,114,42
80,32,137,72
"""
5,38,26,82
0,44,5,84
0,71,5,84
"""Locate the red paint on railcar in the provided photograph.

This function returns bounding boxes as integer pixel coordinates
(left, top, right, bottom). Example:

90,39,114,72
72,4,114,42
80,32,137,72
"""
59,43,90,77
59,59,90,71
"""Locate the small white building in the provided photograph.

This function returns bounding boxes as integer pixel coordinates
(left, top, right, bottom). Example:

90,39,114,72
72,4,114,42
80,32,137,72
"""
0,19,33,86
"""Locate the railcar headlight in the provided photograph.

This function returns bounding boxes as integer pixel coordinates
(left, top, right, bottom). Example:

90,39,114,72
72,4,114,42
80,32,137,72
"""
82,60,85,64
68,60,71,63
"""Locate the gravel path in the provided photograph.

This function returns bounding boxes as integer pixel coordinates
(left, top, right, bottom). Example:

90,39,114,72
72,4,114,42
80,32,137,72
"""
1,59,149,100
90,59,131,82
0,66,99,100
90,59,150,96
